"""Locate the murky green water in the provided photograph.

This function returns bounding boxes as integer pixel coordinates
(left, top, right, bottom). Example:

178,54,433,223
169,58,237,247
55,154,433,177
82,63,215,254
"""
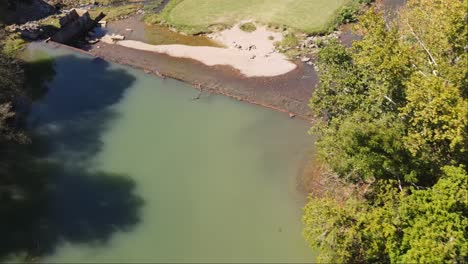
14,43,315,263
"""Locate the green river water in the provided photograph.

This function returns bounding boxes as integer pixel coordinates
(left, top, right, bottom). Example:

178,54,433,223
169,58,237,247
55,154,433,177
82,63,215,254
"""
12,43,316,263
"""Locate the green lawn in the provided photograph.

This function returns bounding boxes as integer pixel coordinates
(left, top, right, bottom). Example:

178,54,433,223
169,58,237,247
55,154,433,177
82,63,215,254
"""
160,0,350,34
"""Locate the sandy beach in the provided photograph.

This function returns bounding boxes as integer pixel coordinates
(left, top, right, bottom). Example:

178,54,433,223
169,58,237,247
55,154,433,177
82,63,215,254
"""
106,23,297,78
79,17,317,119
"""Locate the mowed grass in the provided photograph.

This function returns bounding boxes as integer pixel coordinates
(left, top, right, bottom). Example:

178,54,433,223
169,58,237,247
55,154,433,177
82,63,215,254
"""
161,0,350,34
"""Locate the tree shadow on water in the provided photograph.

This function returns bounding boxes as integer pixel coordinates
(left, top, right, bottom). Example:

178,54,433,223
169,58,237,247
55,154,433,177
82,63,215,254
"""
27,53,136,159
0,52,144,261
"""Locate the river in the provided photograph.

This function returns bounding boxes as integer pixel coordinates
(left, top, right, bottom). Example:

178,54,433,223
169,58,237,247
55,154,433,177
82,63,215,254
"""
5,43,316,263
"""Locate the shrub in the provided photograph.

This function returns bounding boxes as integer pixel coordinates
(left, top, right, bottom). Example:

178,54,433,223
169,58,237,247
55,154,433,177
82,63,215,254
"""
239,22,256,32
1,33,26,57
280,32,298,48
144,14,161,25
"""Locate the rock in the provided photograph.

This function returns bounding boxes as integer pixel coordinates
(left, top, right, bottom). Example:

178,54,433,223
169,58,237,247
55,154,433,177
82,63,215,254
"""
125,28,133,31
301,57,311,62
306,61,313,65
98,20,107,28
289,113,296,119
250,55,256,59
52,9,105,44
100,33,125,44
248,44,256,51
21,31,40,40
111,34,125,40
5,25,17,33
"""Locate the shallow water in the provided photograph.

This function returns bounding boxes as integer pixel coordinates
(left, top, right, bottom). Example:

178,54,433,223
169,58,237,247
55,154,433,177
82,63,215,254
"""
143,24,223,47
107,16,222,47
13,43,315,263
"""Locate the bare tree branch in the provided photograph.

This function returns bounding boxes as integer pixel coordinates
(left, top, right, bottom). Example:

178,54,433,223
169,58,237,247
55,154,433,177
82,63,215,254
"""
406,20,438,69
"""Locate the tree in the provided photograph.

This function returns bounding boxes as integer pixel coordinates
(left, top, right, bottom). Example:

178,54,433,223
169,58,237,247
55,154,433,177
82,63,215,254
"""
397,166,467,263
303,166,467,263
304,0,468,262
398,0,468,166
0,27,27,143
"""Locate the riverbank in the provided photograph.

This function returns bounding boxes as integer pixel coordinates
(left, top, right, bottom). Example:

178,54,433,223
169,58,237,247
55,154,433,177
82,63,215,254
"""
112,23,297,78
50,39,316,119
83,16,316,119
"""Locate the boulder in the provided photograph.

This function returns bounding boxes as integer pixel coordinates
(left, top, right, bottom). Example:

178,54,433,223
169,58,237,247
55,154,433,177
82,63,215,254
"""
51,9,105,44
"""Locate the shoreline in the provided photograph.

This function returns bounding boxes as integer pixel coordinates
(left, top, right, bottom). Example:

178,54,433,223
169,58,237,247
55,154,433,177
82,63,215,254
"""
45,40,316,120
113,23,297,78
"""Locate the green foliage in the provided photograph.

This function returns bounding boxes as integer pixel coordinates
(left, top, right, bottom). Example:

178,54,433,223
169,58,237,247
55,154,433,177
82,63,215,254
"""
397,0,468,165
304,166,467,263
397,166,467,263
142,0,164,24
303,182,401,263
1,33,26,58
277,32,298,49
239,22,256,32
309,4,465,185
304,0,467,262
90,4,142,22
400,74,467,160
325,0,373,32
314,112,420,184
143,13,161,25
159,0,359,34
38,15,61,29
0,29,26,143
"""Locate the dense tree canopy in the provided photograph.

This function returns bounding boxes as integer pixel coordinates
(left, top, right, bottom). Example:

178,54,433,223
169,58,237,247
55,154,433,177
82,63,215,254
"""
304,166,467,263
304,0,467,262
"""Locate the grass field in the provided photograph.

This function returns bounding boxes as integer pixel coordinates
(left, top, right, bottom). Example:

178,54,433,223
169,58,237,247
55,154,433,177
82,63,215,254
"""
160,0,351,34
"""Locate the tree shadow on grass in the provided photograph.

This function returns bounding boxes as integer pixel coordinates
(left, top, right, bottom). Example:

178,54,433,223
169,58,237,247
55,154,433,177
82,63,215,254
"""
0,51,145,261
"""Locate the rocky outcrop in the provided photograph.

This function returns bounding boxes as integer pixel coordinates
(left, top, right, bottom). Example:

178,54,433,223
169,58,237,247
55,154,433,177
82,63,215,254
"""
51,8,105,44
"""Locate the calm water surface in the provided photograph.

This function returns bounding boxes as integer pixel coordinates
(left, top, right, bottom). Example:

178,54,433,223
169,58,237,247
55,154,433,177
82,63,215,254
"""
18,43,315,263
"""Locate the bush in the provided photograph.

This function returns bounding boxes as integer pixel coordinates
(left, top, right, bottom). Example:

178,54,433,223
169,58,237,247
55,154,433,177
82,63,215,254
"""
144,14,161,25
239,22,256,32
89,4,142,21
1,33,25,58
279,32,298,48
